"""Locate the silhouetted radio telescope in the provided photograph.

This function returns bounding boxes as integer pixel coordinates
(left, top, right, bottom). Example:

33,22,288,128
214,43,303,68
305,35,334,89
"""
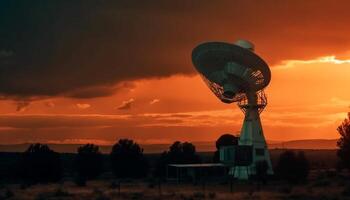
192,39,273,180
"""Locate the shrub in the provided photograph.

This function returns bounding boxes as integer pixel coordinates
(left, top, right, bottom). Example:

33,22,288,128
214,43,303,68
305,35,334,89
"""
53,187,70,197
325,169,337,178
208,192,216,199
110,139,148,178
179,194,194,200
35,194,47,200
147,178,156,188
213,134,238,162
154,141,201,178
193,192,205,199
295,151,310,179
278,186,292,194
110,180,120,189
287,193,312,200
95,195,111,200
130,192,144,199
19,143,62,183
75,144,103,185
92,188,107,199
337,113,350,170
275,150,310,184
343,185,350,197
313,179,331,187
34,192,53,200
4,189,14,199
20,183,29,190
74,175,87,186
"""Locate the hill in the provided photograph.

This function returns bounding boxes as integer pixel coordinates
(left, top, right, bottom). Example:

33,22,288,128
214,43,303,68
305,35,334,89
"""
268,139,337,149
0,139,338,153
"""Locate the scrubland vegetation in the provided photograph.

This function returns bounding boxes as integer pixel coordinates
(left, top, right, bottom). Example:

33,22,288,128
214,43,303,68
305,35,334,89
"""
0,145,347,200
0,112,349,199
1,171,350,200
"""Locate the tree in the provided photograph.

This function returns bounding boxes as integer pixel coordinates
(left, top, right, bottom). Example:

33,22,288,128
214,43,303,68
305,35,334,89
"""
295,151,309,179
275,150,309,184
154,141,201,178
19,143,62,183
110,139,148,179
213,134,238,162
337,112,350,170
75,144,103,185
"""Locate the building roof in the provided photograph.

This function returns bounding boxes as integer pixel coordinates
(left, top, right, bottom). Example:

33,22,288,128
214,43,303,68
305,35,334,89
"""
168,163,226,168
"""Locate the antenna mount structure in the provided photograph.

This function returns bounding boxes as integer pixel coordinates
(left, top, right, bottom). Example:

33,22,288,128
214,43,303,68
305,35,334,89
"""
192,39,273,179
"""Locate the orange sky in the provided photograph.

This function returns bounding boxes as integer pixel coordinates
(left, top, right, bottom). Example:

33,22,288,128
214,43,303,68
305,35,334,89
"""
0,1,350,144
0,55,349,144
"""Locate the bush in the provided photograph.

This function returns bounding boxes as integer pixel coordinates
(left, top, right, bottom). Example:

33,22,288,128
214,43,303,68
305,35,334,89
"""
95,195,111,200
95,194,111,200
275,150,310,184
342,184,350,197
19,143,62,183
147,178,156,188
337,112,350,170
53,187,70,197
130,192,144,199
4,189,14,199
179,194,194,200
208,192,216,199
278,186,292,194
74,175,87,186
93,188,112,200
154,141,201,178
20,183,29,190
295,151,310,179
193,192,205,198
35,194,47,200
313,179,331,187
110,180,120,189
110,139,148,178
213,134,238,162
75,144,103,185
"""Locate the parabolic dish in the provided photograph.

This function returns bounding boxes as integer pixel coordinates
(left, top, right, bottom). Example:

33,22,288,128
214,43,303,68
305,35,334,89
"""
192,42,271,103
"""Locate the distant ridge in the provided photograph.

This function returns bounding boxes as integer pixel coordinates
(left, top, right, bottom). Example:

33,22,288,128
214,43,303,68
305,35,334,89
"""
0,139,338,153
268,139,337,150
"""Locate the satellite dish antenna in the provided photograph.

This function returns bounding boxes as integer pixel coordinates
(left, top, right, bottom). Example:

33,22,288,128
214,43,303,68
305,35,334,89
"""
192,39,273,180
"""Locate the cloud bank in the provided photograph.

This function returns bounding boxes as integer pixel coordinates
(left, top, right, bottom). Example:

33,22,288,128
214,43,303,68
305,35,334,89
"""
1,0,350,100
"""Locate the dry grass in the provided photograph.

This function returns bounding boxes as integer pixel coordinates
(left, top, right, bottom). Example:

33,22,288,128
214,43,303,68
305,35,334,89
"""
1,170,349,200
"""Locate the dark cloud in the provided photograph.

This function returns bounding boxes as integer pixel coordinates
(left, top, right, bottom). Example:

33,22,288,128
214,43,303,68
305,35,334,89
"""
1,0,350,100
0,114,128,129
65,82,135,98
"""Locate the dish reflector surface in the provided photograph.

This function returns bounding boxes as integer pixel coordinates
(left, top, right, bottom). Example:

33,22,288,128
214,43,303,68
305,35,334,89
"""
192,42,270,103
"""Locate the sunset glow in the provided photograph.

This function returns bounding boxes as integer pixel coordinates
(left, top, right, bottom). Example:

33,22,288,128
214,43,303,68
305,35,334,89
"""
0,1,349,145
0,55,349,144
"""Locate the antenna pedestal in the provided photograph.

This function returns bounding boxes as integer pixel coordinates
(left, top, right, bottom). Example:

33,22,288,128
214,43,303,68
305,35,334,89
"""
233,92,273,180
192,40,273,180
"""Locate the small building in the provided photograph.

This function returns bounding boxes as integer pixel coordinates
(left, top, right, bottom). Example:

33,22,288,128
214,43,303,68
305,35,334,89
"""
220,145,253,179
166,163,228,183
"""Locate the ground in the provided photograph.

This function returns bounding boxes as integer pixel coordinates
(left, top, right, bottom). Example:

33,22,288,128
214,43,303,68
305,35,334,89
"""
0,149,346,200
1,169,350,200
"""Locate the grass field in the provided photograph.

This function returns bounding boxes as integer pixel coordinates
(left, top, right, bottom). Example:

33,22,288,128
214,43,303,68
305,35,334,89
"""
0,149,339,180
0,149,347,200
1,170,350,200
